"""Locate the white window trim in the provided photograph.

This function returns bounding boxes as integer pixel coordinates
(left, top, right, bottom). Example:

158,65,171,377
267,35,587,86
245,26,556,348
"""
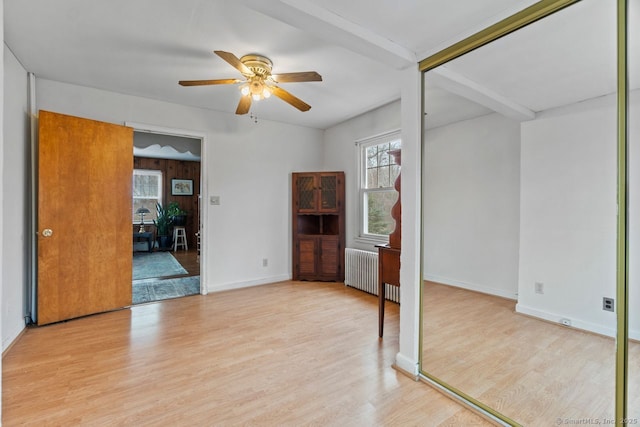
133,169,163,224
354,129,401,246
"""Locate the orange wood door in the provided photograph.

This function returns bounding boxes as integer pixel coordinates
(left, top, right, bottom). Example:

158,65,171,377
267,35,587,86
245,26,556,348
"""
37,110,133,325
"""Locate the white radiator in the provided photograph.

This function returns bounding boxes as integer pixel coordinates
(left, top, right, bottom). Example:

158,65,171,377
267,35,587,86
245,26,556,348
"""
344,248,399,303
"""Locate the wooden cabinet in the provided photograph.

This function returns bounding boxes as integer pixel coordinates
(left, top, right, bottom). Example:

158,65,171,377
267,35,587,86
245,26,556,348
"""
292,172,345,281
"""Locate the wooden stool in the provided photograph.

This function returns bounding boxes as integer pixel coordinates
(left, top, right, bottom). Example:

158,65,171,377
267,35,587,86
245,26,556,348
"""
172,226,188,252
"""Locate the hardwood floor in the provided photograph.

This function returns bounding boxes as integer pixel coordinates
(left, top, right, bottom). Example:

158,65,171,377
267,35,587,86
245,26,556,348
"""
133,248,200,280
422,281,640,425
2,281,491,426
169,248,200,277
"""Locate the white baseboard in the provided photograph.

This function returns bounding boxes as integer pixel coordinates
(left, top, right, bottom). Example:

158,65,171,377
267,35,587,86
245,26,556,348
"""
424,274,517,300
205,274,291,293
394,352,419,378
515,303,621,338
2,323,26,354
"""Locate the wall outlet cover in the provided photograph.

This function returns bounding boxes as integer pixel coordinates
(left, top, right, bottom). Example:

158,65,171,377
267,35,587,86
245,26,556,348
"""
603,297,615,312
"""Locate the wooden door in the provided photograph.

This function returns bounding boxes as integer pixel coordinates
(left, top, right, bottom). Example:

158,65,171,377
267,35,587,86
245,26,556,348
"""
37,110,133,325
319,236,340,278
297,237,318,278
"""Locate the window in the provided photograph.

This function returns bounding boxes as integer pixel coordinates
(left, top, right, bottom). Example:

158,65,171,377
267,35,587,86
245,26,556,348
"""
132,169,162,223
358,131,401,240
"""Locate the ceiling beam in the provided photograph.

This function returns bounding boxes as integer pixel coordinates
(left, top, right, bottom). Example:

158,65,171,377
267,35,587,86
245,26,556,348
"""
243,0,416,69
425,67,536,122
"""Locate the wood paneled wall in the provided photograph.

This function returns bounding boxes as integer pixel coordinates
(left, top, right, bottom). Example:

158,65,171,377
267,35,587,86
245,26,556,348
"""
134,157,201,249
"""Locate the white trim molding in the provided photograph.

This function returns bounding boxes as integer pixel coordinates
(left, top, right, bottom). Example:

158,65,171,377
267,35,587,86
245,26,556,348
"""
125,121,209,295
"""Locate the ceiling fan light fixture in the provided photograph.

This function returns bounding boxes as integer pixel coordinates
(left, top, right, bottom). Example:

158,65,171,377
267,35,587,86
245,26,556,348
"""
249,79,263,94
243,78,272,101
180,51,320,114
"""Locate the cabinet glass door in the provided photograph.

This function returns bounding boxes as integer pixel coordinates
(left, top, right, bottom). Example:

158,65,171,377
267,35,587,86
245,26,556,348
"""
319,174,338,211
296,175,316,212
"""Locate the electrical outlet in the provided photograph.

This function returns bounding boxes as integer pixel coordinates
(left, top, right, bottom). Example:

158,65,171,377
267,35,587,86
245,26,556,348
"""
603,297,615,312
534,282,544,294
262,258,268,267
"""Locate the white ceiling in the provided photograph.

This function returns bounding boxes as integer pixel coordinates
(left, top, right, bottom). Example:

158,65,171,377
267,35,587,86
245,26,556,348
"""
423,0,640,130
4,0,637,130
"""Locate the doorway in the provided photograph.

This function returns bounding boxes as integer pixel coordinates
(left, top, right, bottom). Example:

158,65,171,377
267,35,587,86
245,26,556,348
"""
128,122,207,304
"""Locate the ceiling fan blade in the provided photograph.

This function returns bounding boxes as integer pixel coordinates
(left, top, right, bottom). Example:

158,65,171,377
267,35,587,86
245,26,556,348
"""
179,78,241,86
214,50,254,76
271,86,311,112
271,71,322,83
236,95,252,115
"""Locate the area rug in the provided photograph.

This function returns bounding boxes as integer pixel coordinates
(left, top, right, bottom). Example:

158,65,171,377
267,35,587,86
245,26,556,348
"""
132,276,200,304
132,252,188,280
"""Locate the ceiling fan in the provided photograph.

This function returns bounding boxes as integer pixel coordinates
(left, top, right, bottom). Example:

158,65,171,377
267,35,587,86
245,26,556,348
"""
179,50,322,115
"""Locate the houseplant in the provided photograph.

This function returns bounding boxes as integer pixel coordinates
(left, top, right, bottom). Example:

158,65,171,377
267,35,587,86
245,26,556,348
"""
153,202,173,250
166,201,188,226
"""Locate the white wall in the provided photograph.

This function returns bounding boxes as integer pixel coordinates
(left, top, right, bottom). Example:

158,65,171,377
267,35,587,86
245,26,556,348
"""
2,45,28,352
630,90,640,340
35,79,324,294
516,94,619,337
323,100,401,252
322,79,637,357
423,113,521,299
420,90,639,340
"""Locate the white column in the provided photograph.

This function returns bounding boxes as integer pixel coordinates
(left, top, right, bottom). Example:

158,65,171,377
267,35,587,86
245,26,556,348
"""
395,65,422,376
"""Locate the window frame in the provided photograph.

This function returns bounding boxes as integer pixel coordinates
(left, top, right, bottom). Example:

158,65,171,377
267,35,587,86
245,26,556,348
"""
132,169,163,224
355,129,401,245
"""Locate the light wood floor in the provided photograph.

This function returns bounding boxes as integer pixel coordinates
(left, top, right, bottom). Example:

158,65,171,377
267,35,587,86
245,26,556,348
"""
422,281,640,425
3,281,492,426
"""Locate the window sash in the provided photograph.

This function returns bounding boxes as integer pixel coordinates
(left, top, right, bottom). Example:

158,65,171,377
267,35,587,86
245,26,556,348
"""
357,130,401,241
132,169,162,223
364,140,401,190
362,188,399,237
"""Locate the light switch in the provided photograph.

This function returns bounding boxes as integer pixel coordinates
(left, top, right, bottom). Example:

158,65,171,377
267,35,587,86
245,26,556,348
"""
210,196,220,205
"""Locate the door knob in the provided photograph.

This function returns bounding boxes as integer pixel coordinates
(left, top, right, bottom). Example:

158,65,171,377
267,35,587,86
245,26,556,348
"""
42,229,53,237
